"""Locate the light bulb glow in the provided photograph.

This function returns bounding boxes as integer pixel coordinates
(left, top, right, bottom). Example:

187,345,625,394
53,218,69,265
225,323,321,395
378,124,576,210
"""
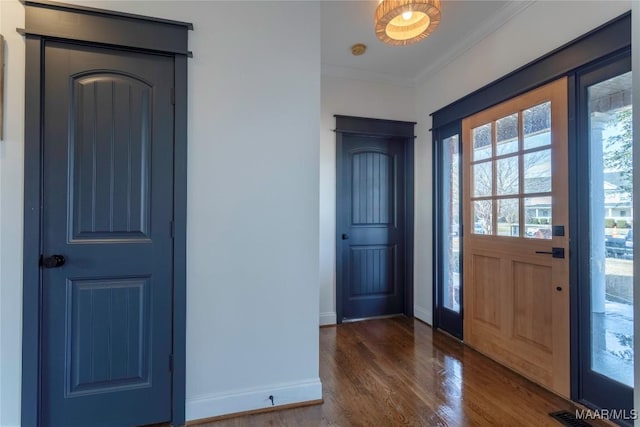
402,11,413,20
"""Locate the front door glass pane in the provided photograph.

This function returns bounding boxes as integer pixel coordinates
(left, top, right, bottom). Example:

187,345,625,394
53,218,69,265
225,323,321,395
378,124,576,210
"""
442,135,461,312
473,200,493,235
588,71,633,387
523,101,551,150
497,198,519,237
524,149,552,193
473,161,492,197
524,196,552,239
496,113,519,155
496,155,519,195
473,123,492,161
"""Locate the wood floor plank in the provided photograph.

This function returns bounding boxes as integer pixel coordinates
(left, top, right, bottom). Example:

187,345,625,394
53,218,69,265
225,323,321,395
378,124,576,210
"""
189,317,606,427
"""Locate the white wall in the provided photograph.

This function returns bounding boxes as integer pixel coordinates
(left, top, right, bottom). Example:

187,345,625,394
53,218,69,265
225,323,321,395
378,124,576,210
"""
0,1,321,425
414,0,633,325
0,0,26,425
319,74,417,325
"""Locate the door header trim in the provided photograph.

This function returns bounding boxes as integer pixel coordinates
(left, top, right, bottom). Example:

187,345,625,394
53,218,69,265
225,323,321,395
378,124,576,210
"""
18,0,193,56
335,115,416,138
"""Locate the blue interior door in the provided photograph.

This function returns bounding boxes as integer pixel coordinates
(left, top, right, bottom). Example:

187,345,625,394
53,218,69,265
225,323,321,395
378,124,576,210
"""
41,41,175,427
338,136,406,320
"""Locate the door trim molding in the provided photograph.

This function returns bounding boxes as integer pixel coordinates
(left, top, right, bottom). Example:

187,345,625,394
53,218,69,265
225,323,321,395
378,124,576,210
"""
20,3,191,426
18,0,193,56
334,115,417,137
334,115,415,324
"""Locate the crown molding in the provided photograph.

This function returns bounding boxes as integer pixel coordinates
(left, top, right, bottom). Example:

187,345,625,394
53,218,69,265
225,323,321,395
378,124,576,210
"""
413,0,536,85
321,64,416,88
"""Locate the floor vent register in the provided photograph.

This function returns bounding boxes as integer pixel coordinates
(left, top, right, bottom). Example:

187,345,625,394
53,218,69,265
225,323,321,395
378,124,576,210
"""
549,410,593,427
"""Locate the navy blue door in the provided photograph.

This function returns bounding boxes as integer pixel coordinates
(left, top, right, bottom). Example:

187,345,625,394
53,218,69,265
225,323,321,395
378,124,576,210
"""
338,136,406,320
41,41,174,426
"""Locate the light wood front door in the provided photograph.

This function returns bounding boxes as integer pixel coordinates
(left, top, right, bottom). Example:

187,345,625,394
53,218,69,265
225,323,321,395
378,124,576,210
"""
462,78,570,397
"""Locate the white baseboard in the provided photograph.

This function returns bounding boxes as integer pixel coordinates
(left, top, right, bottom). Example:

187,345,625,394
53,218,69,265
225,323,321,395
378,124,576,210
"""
186,378,322,422
319,311,337,326
414,305,432,325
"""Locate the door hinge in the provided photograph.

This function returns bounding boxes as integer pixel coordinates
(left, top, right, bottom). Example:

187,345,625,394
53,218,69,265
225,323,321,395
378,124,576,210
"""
171,88,175,105
169,354,174,372
170,220,175,239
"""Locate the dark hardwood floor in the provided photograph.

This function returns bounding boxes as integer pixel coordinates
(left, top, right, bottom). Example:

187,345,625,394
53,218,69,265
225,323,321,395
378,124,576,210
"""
192,317,602,426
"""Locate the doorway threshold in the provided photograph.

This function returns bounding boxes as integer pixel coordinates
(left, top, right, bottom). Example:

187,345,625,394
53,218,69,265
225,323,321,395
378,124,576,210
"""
342,314,405,324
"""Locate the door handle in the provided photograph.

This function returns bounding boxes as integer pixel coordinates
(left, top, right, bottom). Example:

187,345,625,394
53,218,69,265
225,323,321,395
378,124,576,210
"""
341,233,349,240
535,248,565,259
41,254,66,268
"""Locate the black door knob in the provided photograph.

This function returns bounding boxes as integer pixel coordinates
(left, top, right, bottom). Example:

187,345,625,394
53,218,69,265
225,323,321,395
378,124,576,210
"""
42,255,66,268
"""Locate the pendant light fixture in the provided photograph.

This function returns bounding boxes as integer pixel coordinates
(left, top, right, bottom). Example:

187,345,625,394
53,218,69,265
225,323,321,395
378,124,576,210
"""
375,0,441,46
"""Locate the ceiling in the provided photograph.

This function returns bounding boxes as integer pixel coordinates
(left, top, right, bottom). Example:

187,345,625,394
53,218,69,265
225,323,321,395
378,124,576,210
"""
321,0,534,85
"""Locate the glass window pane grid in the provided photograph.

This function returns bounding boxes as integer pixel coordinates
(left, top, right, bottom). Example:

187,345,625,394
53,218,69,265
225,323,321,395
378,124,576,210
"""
470,101,554,238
